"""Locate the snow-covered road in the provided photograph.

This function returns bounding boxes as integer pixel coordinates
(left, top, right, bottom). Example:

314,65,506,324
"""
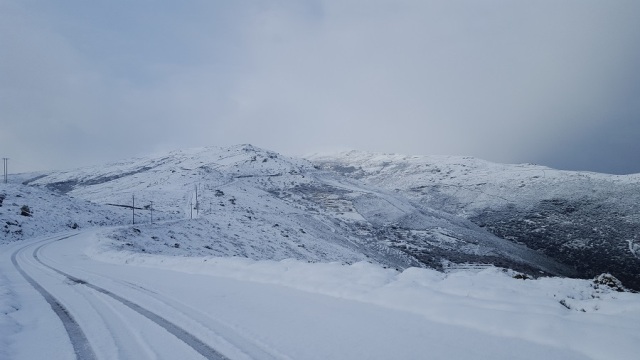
2,230,638,359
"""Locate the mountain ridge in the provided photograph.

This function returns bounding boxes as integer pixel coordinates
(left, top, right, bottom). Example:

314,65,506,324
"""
311,150,640,290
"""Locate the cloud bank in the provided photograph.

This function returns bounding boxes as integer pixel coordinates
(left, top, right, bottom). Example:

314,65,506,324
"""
1,0,639,174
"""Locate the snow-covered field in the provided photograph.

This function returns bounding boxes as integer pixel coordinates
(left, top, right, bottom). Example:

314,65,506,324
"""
2,145,640,359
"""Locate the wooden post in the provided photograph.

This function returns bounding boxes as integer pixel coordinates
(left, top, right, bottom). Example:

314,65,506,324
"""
195,184,198,217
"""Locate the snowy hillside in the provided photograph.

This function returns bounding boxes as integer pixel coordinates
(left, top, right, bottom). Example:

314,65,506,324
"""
0,183,127,244
311,151,640,290
25,144,314,217
24,144,571,276
22,145,404,267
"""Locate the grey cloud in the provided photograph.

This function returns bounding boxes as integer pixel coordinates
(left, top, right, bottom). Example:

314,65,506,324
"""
226,1,640,170
2,0,640,174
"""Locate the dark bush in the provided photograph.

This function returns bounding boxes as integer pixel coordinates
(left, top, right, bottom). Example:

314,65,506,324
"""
593,273,627,292
20,205,32,217
513,273,531,280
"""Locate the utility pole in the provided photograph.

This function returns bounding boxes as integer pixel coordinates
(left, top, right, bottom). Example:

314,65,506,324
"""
195,184,199,217
2,158,8,184
149,201,153,224
132,195,135,225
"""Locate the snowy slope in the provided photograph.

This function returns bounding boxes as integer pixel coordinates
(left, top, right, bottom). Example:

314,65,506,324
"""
25,144,313,217
0,183,128,244
309,150,640,214
21,145,406,267
310,150,640,289
25,145,572,276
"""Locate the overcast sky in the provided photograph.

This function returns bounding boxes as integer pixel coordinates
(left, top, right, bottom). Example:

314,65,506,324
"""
2,0,639,175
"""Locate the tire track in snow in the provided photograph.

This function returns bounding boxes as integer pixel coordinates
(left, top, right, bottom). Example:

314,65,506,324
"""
57,266,285,360
33,242,230,360
11,234,97,360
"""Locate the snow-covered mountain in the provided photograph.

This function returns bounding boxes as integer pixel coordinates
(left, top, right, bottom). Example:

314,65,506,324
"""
18,144,571,278
3,144,639,359
9,144,639,288
311,150,640,290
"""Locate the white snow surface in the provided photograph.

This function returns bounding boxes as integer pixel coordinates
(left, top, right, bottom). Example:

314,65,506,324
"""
1,230,638,359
